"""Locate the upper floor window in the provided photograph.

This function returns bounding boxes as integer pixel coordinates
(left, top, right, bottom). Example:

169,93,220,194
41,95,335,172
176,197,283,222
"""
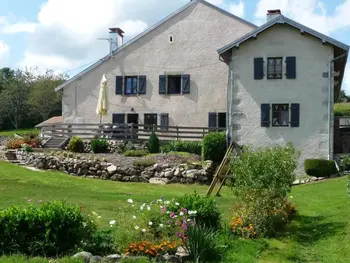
272,104,289,126
159,74,190,95
125,76,138,94
267,57,282,79
115,75,146,95
168,75,181,94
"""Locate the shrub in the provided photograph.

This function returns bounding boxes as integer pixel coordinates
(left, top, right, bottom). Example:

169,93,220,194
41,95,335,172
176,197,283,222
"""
161,140,202,155
124,150,148,157
67,136,84,153
167,192,221,230
202,132,226,163
81,228,116,256
148,131,160,154
23,136,42,148
340,155,350,171
0,201,96,257
132,158,156,167
334,103,350,116
21,143,33,153
90,138,109,153
6,139,24,149
304,159,337,177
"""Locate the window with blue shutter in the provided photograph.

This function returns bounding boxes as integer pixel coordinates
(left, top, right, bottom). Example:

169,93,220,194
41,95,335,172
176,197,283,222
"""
286,57,296,79
159,75,167,94
112,113,125,124
254,57,264,80
138,75,146,94
181,74,190,94
160,113,169,131
208,113,217,129
290,103,300,127
115,76,123,94
261,104,271,127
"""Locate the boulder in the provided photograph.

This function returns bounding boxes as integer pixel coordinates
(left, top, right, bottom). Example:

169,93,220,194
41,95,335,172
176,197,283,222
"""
107,165,117,175
170,177,180,184
104,254,122,263
141,170,153,179
130,175,139,182
186,169,199,179
164,171,174,178
73,251,93,263
149,178,170,185
139,176,149,183
174,168,181,177
90,256,103,263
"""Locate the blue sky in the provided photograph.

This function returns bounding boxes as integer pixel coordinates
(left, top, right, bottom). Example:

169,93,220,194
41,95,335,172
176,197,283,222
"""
0,0,349,92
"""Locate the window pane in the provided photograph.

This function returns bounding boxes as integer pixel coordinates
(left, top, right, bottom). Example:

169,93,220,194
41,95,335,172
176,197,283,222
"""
125,78,132,94
168,76,181,94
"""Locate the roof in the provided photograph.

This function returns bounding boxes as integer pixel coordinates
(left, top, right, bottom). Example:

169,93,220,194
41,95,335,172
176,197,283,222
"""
55,0,257,92
218,15,349,54
35,116,63,128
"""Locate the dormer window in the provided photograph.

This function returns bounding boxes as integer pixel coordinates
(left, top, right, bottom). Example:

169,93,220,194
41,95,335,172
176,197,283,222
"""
267,57,282,79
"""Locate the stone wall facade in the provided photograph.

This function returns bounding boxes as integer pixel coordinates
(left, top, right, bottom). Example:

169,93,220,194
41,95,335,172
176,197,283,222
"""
16,151,215,185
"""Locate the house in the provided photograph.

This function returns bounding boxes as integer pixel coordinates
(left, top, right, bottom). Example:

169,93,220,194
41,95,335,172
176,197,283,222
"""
217,10,349,167
55,0,256,130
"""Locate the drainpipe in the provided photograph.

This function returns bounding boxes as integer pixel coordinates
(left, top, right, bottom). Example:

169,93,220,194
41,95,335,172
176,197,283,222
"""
328,52,348,160
226,57,233,147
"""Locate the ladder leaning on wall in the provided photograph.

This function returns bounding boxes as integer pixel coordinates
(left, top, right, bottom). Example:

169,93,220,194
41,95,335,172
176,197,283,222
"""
206,141,243,197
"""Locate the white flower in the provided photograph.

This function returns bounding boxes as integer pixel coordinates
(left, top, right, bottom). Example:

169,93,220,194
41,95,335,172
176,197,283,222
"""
188,210,198,215
180,212,184,216
159,224,164,228
175,202,180,206
147,206,151,211
157,199,163,203
193,210,197,214
109,220,116,225
127,199,133,204
165,201,171,205
187,219,191,222
166,211,170,214
160,206,164,209
142,229,146,233
83,223,87,227
290,196,293,199
133,216,137,219
132,205,135,207
92,211,98,216
149,221,153,226
140,205,144,210
135,226,139,230
97,216,101,219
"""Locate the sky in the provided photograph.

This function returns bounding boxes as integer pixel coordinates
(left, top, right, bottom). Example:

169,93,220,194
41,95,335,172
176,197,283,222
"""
0,0,350,93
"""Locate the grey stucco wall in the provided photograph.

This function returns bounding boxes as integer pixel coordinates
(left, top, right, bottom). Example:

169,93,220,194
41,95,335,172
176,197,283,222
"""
229,24,334,171
62,1,255,127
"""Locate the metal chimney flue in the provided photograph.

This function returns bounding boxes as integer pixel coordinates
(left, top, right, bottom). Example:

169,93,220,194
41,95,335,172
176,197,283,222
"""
267,9,281,22
109,27,125,52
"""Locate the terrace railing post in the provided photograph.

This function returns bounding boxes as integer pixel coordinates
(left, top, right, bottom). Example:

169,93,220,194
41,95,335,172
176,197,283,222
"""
176,126,179,141
51,125,55,137
68,124,72,138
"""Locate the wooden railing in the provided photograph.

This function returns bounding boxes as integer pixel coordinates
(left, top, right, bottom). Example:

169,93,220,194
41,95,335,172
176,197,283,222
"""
39,123,226,141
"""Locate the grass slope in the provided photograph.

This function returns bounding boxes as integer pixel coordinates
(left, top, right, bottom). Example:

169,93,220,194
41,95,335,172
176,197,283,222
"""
0,162,349,262
0,128,39,137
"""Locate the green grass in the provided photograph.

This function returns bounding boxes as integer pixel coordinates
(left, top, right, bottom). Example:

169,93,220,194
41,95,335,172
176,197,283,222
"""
334,103,350,116
0,128,39,137
0,255,83,263
0,162,349,262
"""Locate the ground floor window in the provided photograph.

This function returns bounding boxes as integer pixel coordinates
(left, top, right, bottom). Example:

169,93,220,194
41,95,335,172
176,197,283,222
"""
209,112,226,129
272,104,289,127
144,114,157,130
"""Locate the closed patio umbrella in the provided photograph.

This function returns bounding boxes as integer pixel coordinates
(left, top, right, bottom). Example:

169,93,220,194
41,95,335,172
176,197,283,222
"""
96,74,109,123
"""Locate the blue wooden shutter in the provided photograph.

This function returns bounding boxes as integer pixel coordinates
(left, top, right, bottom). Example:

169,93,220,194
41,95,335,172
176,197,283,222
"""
290,103,300,127
160,113,169,131
181,74,190,94
254,57,264,79
115,76,123,94
261,104,270,127
159,75,167,94
138,75,146,94
112,113,125,124
208,112,217,128
286,56,296,79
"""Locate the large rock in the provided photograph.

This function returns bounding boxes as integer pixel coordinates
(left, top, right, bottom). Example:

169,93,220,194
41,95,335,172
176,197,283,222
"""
139,176,149,183
130,175,139,182
107,165,117,175
73,251,93,263
164,170,174,178
104,254,122,262
90,256,103,263
186,169,199,179
174,168,181,177
149,178,170,185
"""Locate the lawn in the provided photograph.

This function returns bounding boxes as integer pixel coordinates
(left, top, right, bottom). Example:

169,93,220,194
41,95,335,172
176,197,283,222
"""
0,162,349,262
0,128,39,137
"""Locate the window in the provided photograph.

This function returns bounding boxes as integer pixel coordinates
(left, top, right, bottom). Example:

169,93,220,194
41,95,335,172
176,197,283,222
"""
160,113,169,131
168,75,181,94
208,112,226,130
125,76,138,94
144,114,157,130
267,57,282,79
218,113,226,128
272,104,289,127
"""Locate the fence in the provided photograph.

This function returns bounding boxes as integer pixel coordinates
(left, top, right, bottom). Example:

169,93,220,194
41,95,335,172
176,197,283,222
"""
334,116,350,154
39,123,226,141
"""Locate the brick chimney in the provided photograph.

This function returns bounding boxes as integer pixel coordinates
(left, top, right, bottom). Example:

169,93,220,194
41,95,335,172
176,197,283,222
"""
267,9,281,22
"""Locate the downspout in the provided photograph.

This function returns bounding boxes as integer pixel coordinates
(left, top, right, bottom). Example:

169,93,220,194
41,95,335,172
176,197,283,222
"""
328,52,348,160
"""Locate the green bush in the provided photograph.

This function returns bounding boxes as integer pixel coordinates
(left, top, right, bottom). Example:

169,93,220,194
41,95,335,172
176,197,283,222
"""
81,228,116,256
304,159,337,177
90,138,109,153
340,155,350,171
334,103,350,116
0,201,95,257
202,132,226,163
132,158,156,167
161,140,202,155
148,131,160,154
67,136,84,153
167,192,221,230
124,150,148,157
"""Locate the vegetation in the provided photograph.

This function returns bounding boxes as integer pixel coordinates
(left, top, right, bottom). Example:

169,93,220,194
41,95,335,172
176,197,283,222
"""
0,128,39,137
304,159,337,177
1,162,350,262
161,140,202,155
132,158,156,167
334,102,350,116
202,132,226,163
124,149,149,157
90,138,109,153
67,136,84,153
340,155,350,171
0,255,84,263
148,131,160,154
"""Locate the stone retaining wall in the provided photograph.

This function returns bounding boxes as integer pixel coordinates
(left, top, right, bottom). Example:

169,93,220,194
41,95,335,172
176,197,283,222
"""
16,151,215,185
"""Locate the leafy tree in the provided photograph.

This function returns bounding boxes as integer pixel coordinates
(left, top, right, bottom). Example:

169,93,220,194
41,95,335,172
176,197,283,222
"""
337,90,349,103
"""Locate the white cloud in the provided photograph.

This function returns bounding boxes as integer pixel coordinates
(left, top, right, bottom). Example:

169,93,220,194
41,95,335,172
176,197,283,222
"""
0,41,10,67
207,0,224,5
1,22,37,33
229,1,244,18
344,65,350,95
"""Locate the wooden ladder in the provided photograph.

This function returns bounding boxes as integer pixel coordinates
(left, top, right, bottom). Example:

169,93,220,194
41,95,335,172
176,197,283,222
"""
206,141,242,197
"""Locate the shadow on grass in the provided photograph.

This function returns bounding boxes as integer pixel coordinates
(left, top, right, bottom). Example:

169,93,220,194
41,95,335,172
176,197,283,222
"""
284,215,345,245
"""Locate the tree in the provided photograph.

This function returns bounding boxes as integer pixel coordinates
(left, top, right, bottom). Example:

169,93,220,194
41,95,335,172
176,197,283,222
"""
337,90,349,103
28,70,65,121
